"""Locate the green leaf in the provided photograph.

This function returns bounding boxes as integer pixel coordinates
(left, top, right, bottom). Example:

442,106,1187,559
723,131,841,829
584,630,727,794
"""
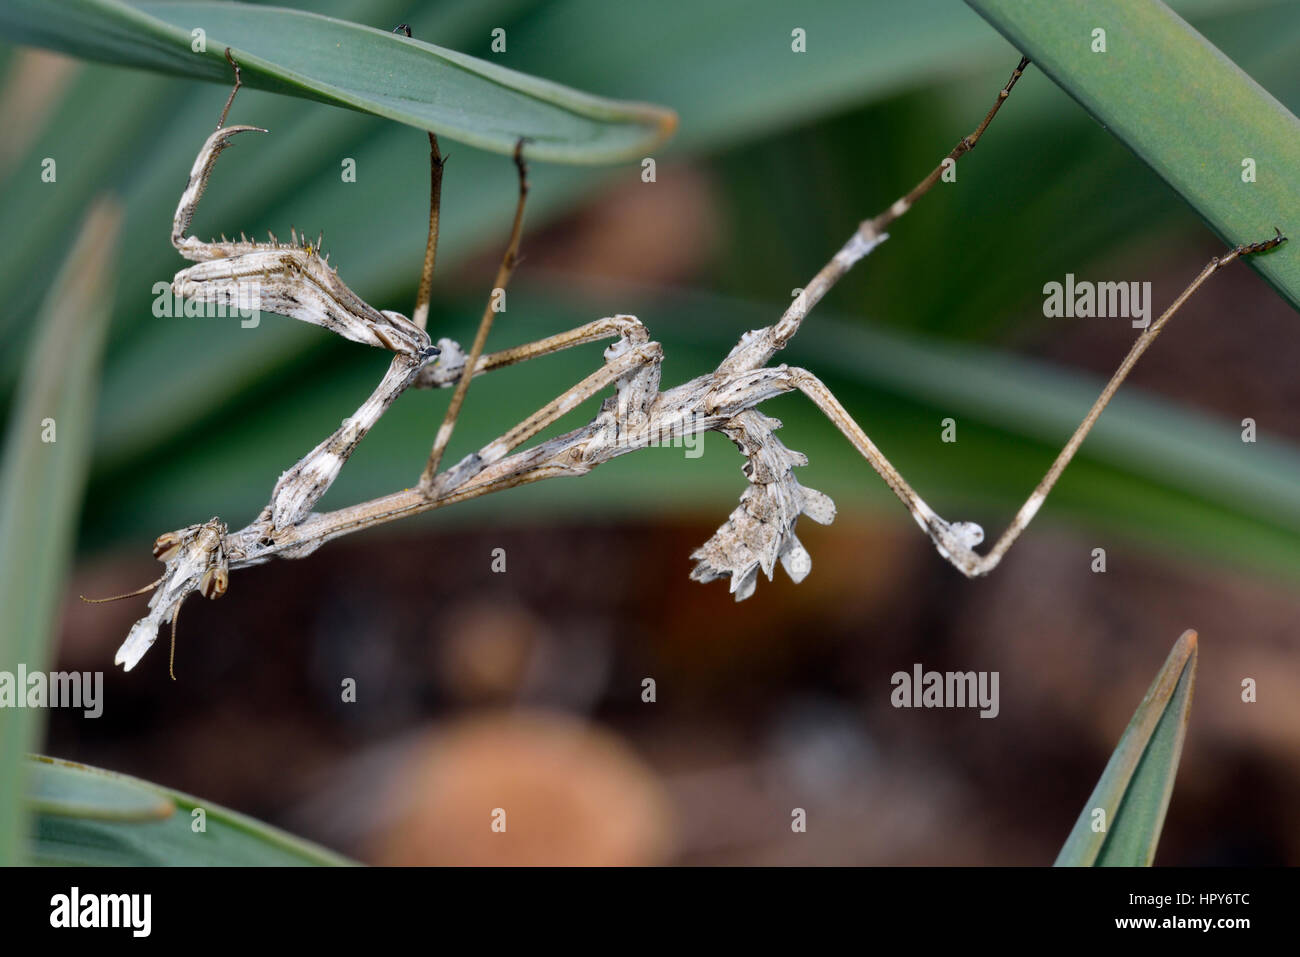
1055,630,1198,866
966,0,1300,311
26,755,354,865
0,198,121,865
0,0,677,163
26,755,174,821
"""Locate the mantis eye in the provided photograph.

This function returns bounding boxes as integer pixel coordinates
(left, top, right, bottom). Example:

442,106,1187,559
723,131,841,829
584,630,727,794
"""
200,565,229,599
153,532,183,562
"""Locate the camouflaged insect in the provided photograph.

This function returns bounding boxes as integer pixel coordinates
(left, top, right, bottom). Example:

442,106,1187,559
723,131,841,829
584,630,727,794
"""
97,54,1285,674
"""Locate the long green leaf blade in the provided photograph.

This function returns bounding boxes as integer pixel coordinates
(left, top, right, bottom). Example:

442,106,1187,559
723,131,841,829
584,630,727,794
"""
27,756,354,865
0,0,677,163
966,0,1300,311
1055,629,1198,866
0,198,121,865
26,755,175,821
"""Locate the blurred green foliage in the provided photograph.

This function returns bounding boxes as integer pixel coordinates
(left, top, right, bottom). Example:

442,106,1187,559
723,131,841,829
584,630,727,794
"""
0,200,119,863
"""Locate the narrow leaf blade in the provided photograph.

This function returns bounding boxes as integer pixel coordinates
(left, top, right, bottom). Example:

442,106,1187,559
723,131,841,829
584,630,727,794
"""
0,198,121,864
0,0,677,163
1055,629,1198,866
966,0,1300,311
26,755,354,866
26,755,174,821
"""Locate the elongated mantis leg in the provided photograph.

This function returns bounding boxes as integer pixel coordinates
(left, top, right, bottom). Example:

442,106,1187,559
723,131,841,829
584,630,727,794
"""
419,139,531,489
725,56,1031,373
412,130,444,331
967,229,1285,575
788,228,1286,577
394,23,445,332
258,327,665,558
416,315,650,388
430,325,661,496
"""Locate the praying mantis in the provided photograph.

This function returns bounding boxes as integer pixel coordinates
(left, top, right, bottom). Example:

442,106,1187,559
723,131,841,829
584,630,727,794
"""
86,47,1285,677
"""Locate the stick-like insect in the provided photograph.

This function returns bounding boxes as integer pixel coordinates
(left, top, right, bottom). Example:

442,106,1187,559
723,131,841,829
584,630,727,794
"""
86,48,1285,676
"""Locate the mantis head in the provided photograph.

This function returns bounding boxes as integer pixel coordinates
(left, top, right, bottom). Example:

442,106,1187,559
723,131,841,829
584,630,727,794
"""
84,517,229,676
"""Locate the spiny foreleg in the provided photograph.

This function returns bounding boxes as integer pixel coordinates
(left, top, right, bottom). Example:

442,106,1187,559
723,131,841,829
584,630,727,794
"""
172,247,431,356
